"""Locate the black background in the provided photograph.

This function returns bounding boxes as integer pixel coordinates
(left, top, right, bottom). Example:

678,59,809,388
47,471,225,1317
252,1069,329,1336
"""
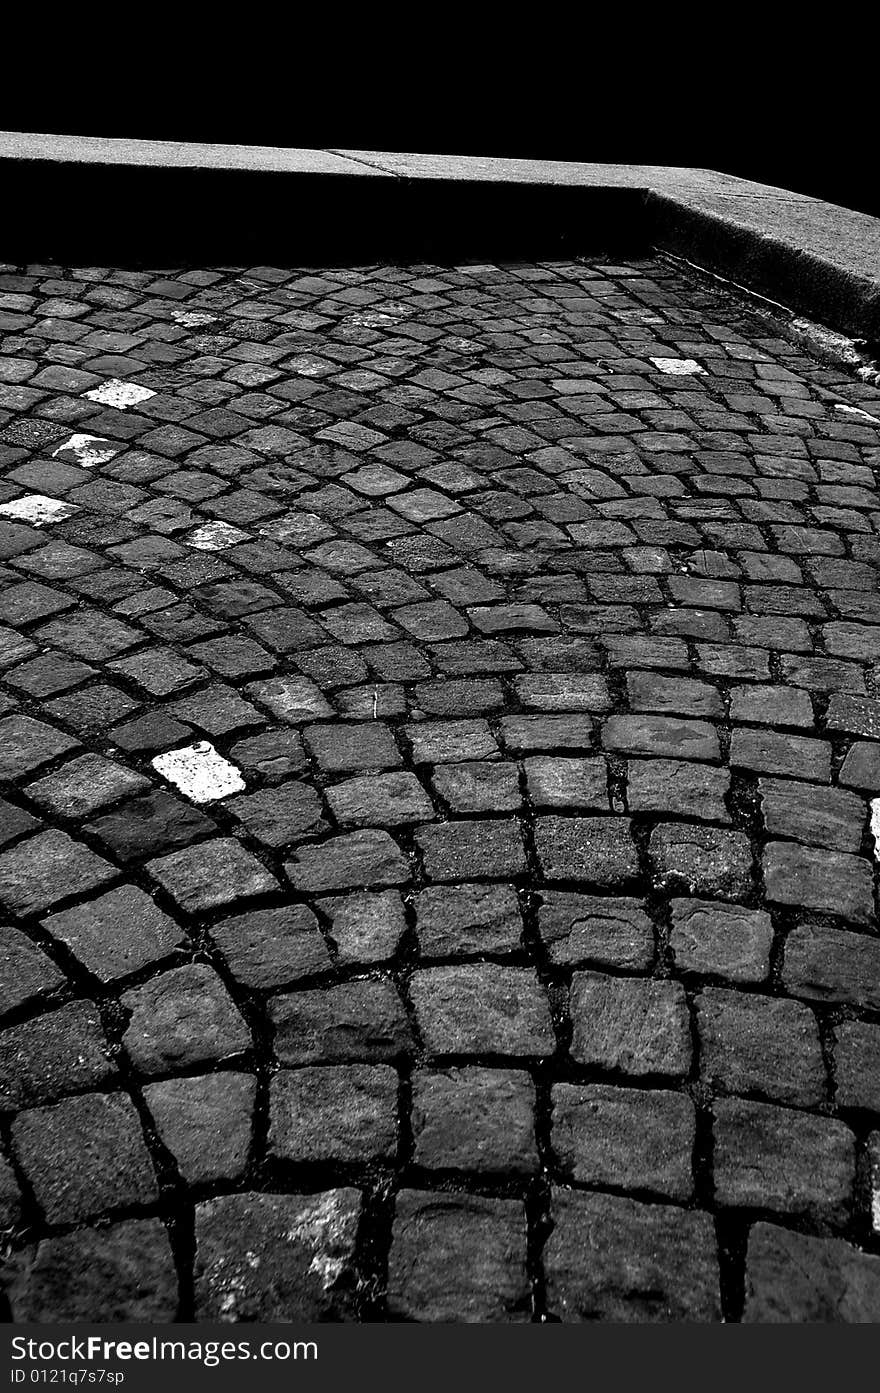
1,21,876,217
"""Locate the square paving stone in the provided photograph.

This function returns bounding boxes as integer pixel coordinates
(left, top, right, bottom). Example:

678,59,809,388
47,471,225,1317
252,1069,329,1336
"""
514,672,611,712
85,789,217,861
551,1083,695,1200
41,884,184,982
500,714,594,752
386,1190,529,1322
713,1097,855,1225
538,892,654,970
782,925,880,1011
626,758,730,822
247,675,334,723
325,771,435,828
410,964,554,1057
6,1218,177,1321
0,830,117,916
535,815,638,885
0,799,42,849
285,829,410,893
144,1072,255,1185
743,1222,880,1322
650,823,753,899
122,964,251,1075
544,1188,721,1322
148,837,278,913
227,780,327,846
626,671,722,719
304,721,401,772
268,1064,398,1164
0,999,116,1109
318,890,406,965
210,904,331,989
431,760,521,813
669,898,772,983
0,923,64,1016
270,979,412,1064
411,1067,538,1174
569,972,691,1077
523,756,608,810
758,779,866,853
229,728,306,781
415,818,526,881
603,714,720,762
0,714,79,780
24,754,150,819
696,988,824,1107
12,1091,159,1224
194,1190,361,1321
730,729,832,781
406,719,500,764
834,1022,880,1113
414,883,523,958
763,842,873,924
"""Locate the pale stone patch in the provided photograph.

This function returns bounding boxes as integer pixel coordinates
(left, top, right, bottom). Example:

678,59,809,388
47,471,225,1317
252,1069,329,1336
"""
0,494,78,526
284,1191,357,1291
870,1134,880,1235
83,379,157,409
871,798,880,862
649,357,707,375
152,742,245,802
185,521,250,551
51,434,119,468
834,403,880,424
171,309,218,327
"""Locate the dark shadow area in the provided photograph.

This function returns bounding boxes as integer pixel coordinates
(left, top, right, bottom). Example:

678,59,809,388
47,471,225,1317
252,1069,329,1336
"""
0,160,648,265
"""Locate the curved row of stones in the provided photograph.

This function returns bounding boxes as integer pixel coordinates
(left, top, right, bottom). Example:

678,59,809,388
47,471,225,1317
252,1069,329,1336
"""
0,252,878,1321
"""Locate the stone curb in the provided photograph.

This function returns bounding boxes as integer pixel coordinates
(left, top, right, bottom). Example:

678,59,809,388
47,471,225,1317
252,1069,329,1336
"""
2,133,878,342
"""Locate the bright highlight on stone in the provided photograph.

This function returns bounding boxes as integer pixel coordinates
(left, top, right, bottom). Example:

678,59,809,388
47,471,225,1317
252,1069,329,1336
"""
834,403,880,424
51,434,119,467
871,798,880,861
0,494,78,526
171,309,218,327
185,521,250,551
83,379,157,409
649,358,707,375
152,742,246,803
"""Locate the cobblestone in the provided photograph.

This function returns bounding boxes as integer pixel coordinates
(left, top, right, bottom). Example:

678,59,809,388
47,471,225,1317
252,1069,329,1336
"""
1,248,878,1322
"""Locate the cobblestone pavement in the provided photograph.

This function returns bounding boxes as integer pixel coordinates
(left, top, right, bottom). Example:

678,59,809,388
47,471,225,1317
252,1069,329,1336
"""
0,253,879,1324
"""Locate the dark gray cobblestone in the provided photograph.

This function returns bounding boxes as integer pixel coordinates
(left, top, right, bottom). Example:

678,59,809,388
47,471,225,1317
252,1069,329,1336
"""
0,252,878,1322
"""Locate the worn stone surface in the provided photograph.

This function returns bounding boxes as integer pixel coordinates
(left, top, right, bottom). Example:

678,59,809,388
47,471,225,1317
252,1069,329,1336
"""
268,1065,398,1164
743,1223,880,1322
270,979,412,1064
194,1190,361,1320
122,964,251,1075
412,1067,538,1174
544,1189,721,1321
538,892,654,969
144,1072,255,1185
6,1219,178,1321
2,249,879,1321
569,972,691,1076
411,964,554,1056
552,1083,695,1199
387,1190,529,1321
415,882,522,957
713,1097,855,1225
12,1091,159,1224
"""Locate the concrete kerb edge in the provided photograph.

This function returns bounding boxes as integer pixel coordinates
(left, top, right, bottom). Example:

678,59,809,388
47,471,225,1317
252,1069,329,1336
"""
1,134,878,344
